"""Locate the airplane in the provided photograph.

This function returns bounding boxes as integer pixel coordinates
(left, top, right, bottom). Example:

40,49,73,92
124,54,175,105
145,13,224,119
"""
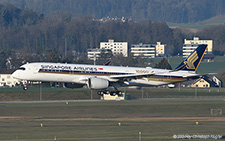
12,44,209,96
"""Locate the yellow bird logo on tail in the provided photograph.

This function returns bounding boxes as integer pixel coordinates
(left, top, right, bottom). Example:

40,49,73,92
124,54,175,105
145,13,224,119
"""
184,51,198,69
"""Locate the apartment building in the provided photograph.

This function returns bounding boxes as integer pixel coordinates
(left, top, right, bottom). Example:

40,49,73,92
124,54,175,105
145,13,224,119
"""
183,37,213,57
131,42,166,58
100,39,128,57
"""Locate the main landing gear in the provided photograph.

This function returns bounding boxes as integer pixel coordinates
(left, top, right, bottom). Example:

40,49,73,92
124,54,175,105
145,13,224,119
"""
97,90,123,96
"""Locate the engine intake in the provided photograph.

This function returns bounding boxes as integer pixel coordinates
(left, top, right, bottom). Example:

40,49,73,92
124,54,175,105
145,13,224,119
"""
88,77,109,90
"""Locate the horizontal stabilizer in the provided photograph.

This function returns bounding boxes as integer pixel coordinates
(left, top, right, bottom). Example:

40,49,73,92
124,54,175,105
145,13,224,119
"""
183,73,217,78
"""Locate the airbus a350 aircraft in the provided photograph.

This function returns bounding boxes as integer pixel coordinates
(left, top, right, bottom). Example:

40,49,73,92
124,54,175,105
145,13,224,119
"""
12,44,208,95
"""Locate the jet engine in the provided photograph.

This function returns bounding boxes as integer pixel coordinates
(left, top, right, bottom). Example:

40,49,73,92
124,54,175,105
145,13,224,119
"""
64,83,84,89
87,77,109,90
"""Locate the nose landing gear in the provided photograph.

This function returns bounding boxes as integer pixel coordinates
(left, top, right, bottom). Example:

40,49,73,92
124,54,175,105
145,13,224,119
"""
21,80,28,90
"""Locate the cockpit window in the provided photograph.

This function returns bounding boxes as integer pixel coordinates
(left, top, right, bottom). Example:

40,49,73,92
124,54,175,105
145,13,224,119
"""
18,67,26,70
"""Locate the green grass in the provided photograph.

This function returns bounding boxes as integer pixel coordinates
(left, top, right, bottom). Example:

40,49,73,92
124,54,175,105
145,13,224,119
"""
0,87,225,101
199,16,225,25
167,15,225,29
0,100,225,140
0,87,101,101
1,100,224,117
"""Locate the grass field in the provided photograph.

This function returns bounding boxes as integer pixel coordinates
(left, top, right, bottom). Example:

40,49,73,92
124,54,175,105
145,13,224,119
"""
0,87,225,140
167,15,225,29
0,86,225,101
0,100,225,140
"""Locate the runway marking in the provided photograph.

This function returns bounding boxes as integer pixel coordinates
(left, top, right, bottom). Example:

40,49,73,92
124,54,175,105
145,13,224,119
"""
1,116,225,121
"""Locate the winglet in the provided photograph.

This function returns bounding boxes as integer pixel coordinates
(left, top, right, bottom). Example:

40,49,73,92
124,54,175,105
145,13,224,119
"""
174,44,208,72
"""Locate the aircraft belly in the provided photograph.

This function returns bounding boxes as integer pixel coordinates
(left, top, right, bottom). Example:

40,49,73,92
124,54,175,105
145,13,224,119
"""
32,73,81,83
129,79,168,86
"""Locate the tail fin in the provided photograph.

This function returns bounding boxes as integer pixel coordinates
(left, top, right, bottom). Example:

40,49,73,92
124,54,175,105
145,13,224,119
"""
174,44,208,72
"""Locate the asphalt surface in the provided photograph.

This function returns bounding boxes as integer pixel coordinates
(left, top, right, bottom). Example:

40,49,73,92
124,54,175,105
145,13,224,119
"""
0,97,224,104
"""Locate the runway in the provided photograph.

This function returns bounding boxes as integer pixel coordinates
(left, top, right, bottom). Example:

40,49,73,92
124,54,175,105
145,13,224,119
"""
0,97,224,104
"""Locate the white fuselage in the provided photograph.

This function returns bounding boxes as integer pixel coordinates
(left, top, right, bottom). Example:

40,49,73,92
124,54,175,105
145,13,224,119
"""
12,62,198,88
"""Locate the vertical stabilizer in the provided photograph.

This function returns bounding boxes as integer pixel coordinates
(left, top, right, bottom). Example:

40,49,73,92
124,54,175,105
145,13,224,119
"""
174,44,208,72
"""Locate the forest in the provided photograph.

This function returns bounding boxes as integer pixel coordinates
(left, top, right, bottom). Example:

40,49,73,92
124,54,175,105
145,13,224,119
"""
1,0,225,23
0,3,225,75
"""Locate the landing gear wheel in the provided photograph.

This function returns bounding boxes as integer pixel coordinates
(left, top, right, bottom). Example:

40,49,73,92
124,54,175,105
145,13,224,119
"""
23,86,28,91
110,91,116,96
98,90,123,96
97,91,104,96
104,90,110,94
97,90,110,96
21,80,28,91
117,91,122,96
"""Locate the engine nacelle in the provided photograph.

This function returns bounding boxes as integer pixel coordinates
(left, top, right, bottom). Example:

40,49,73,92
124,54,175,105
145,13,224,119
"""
88,77,109,90
64,83,84,89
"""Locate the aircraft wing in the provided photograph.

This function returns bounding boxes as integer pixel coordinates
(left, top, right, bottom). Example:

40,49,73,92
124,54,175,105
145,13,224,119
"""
109,73,154,81
78,73,155,82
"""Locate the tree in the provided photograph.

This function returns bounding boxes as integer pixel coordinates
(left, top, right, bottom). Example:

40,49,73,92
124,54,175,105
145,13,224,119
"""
154,58,172,70
96,49,113,65
44,48,61,62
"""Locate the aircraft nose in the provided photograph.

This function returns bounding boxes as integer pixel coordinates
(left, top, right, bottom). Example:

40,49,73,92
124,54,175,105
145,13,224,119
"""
12,70,19,79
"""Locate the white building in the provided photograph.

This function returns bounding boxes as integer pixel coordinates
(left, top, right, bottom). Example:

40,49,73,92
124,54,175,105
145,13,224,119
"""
183,37,213,57
100,39,128,57
0,74,19,87
131,42,166,58
87,48,112,60
155,42,166,57
131,43,155,58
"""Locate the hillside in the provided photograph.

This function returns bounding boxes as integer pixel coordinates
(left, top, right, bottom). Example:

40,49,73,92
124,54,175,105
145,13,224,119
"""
168,15,225,30
0,0,225,23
